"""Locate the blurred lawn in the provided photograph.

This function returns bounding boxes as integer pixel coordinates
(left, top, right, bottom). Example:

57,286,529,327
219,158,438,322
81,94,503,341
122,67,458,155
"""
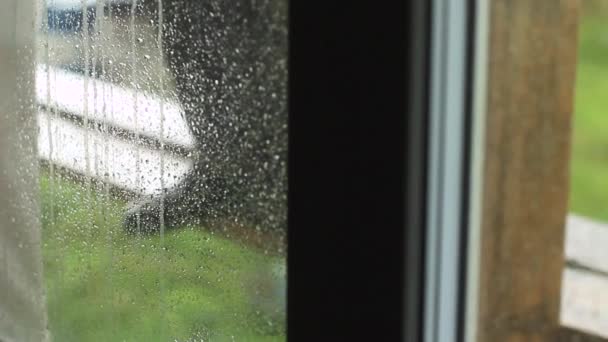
570,9,608,222
40,173,285,341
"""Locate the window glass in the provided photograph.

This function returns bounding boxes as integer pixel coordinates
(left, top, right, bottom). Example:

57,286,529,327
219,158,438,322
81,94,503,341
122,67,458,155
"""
38,0,287,340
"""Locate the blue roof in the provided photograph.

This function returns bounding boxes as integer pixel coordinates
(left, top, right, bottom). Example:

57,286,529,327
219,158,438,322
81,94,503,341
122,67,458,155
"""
48,0,130,11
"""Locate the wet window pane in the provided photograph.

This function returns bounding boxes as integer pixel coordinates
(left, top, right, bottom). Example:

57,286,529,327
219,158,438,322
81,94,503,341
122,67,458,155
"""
37,0,287,340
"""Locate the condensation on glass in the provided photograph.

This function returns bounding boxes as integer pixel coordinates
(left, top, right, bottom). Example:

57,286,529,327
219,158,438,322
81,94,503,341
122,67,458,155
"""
34,0,286,340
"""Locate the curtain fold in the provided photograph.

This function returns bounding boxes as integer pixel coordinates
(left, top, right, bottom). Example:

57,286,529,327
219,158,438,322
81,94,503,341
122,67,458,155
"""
0,0,49,341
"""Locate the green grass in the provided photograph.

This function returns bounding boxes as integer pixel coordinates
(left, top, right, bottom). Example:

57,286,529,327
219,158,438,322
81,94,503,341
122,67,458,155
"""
570,10,608,222
40,173,285,341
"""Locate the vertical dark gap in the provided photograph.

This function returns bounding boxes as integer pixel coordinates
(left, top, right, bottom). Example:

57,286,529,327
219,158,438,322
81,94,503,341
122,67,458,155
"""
404,0,431,339
289,1,427,341
457,0,478,341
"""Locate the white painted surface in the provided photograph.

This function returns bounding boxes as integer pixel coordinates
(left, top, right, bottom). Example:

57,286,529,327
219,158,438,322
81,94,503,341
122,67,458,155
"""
561,214,608,338
36,64,194,148
38,110,192,195
565,214,608,274
36,64,194,195
562,268,608,339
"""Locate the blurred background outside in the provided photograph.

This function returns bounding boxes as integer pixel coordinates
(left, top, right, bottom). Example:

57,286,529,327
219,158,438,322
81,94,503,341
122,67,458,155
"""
571,1,608,222
559,0,608,338
38,1,286,341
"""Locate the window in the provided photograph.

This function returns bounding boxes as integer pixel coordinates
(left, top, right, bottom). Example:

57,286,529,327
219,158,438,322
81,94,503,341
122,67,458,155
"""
7,0,287,340
6,1,597,341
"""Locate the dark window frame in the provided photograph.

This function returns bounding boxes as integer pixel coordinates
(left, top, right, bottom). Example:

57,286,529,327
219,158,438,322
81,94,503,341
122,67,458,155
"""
289,1,428,340
288,0,478,341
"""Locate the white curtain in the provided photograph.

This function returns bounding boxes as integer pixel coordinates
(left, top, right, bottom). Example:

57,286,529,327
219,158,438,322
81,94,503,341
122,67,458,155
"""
0,0,49,341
